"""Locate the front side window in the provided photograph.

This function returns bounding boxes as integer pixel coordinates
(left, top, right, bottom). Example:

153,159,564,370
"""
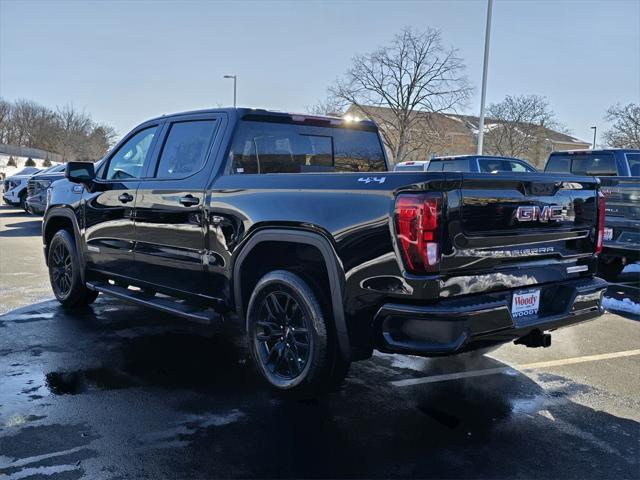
106,126,158,180
229,121,386,174
155,120,217,178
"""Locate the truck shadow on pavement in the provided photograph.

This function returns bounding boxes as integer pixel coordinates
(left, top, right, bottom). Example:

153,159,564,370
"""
0,297,638,479
0,219,42,237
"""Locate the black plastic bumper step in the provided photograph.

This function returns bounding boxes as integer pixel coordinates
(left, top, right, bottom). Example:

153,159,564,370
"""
87,281,219,324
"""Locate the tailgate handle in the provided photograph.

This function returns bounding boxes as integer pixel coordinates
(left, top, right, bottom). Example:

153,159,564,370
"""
179,195,200,207
528,182,560,196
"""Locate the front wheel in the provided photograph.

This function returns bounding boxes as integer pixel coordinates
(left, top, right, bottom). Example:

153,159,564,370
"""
247,270,349,396
48,230,98,308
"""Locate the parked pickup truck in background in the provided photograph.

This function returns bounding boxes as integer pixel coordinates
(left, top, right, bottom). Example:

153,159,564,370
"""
26,163,66,214
43,108,607,396
2,167,41,210
545,149,640,279
426,154,538,173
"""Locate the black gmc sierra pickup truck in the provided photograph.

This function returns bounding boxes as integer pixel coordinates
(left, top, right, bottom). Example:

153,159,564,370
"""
44,108,607,395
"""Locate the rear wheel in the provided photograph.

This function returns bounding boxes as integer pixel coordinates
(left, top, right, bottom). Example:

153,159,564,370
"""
598,257,624,280
247,270,349,396
48,230,98,308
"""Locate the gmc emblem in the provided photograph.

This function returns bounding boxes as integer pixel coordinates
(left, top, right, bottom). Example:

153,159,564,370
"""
515,205,566,223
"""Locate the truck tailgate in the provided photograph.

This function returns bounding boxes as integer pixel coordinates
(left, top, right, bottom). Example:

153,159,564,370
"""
441,173,600,274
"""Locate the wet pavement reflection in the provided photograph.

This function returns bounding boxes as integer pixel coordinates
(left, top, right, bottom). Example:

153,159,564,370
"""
0,296,638,479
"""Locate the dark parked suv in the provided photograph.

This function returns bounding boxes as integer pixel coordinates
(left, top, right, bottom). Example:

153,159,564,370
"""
43,108,607,395
545,149,640,278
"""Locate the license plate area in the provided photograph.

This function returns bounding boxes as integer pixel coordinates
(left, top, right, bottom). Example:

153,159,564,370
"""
603,227,613,241
511,289,541,321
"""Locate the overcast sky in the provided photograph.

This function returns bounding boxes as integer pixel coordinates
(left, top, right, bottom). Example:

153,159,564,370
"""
1,0,638,144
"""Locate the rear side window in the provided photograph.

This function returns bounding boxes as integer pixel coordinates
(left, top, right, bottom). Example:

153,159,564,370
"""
507,160,535,172
228,121,386,174
427,159,470,172
572,153,617,175
155,120,217,178
479,159,507,172
546,153,617,175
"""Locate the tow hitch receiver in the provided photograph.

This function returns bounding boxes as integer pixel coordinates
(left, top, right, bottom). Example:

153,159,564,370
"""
514,329,552,348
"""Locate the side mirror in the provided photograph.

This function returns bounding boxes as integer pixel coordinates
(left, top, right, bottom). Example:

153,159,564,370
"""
65,161,95,184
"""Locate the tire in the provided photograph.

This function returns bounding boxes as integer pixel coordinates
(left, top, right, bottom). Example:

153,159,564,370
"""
598,257,624,280
19,191,27,211
247,270,349,396
48,229,99,308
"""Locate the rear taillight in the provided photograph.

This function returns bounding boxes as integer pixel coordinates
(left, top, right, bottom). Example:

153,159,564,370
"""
596,192,606,254
394,193,442,274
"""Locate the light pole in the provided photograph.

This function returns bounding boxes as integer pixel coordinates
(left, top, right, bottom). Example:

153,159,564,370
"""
477,0,493,155
591,126,597,149
223,75,237,107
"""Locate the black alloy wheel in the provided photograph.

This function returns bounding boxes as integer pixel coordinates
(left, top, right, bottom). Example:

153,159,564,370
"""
48,229,99,308
50,240,73,298
254,290,312,381
247,270,350,395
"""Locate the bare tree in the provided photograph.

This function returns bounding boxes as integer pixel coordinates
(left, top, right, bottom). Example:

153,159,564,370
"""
483,95,558,167
602,103,640,149
328,27,471,164
306,97,346,117
0,97,116,161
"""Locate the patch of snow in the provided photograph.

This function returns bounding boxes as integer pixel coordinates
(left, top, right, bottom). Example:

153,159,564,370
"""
603,296,640,315
0,154,61,178
622,262,640,274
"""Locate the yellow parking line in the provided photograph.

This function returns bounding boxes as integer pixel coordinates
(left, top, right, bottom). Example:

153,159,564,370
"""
390,349,640,387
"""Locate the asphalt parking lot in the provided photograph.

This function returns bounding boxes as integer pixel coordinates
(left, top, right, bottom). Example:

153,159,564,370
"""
0,205,639,479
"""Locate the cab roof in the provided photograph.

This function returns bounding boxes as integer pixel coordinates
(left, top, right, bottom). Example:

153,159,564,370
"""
145,107,378,129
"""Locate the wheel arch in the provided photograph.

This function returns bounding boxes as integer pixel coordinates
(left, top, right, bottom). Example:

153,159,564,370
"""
232,229,350,360
43,208,85,281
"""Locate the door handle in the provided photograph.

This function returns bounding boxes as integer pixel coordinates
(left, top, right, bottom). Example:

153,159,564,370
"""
118,193,134,203
179,195,200,207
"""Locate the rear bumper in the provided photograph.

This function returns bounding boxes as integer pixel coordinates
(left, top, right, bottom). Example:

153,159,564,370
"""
603,218,640,261
374,277,608,356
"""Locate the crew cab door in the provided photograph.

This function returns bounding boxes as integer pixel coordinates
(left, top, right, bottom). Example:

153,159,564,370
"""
132,114,223,296
84,124,161,277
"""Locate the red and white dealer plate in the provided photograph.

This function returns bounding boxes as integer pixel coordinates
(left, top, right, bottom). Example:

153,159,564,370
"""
512,289,541,319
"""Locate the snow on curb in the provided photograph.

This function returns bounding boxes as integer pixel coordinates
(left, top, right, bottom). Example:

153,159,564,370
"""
622,263,640,274
603,296,640,315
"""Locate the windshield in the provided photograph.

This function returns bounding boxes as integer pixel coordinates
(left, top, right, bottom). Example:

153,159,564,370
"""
395,164,426,171
15,167,40,175
39,164,65,174
546,153,617,176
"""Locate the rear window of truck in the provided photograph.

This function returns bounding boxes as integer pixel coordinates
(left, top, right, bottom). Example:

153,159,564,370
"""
546,153,617,176
427,159,470,172
228,121,387,174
